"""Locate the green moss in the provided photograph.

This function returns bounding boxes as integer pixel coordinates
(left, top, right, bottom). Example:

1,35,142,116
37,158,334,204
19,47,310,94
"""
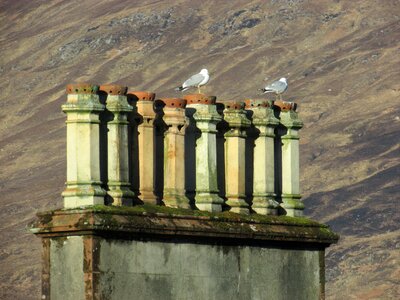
90,203,203,215
318,226,340,240
33,204,339,244
61,204,326,228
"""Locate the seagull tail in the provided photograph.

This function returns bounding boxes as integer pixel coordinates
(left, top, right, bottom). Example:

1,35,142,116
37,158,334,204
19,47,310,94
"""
175,86,188,92
262,89,274,94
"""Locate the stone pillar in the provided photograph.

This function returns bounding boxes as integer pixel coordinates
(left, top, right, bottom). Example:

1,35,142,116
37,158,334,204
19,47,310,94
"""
161,98,190,208
101,84,135,206
223,101,251,214
130,91,157,204
185,94,224,212
276,100,304,217
245,99,280,215
62,83,106,208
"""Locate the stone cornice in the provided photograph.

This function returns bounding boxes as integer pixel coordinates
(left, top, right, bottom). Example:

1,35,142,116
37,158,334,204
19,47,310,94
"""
30,206,339,246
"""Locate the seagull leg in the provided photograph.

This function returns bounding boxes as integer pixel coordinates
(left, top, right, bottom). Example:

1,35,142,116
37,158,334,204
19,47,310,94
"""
198,86,201,94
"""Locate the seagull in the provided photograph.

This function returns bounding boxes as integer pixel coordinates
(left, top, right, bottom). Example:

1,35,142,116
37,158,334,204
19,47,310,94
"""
259,77,288,100
175,69,210,94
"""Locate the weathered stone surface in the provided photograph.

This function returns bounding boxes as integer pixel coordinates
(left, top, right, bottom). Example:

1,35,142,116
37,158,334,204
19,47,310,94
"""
246,99,280,215
223,102,251,214
103,87,135,206
30,206,338,300
161,99,190,208
62,86,106,208
186,96,224,212
279,109,304,217
133,93,157,203
50,236,84,300
30,205,339,244
97,240,322,300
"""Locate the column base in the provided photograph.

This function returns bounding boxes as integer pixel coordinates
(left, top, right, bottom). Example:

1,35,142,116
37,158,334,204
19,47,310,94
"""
62,183,106,208
163,192,190,209
226,197,250,215
63,196,105,208
195,192,224,212
107,182,135,206
229,206,250,214
281,194,304,217
252,195,279,215
107,190,135,206
139,190,158,204
283,209,303,217
252,206,279,215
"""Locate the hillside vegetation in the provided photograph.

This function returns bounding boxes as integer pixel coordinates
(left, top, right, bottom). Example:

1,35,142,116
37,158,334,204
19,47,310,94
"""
0,0,399,299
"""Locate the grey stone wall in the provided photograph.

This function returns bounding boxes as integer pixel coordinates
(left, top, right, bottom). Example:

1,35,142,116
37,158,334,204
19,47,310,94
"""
33,207,337,300
50,236,84,300
97,239,322,300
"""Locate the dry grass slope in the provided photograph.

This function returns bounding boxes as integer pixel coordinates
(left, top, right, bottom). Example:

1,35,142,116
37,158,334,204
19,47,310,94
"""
0,0,399,299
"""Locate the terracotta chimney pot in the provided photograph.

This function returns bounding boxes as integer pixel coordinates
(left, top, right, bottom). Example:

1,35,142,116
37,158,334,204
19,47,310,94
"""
128,91,156,101
184,94,217,105
244,99,270,108
219,100,245,110
160,98,187,108
274,100,297,112
99,84,128,95
66,83,99,94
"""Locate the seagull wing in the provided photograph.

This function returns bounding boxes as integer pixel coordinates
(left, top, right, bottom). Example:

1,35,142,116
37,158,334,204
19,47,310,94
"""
183,73,206,89
264,80,287,93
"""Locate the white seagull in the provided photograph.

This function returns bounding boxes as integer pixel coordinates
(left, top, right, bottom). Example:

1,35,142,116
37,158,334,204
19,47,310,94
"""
260,77,288,100
175,69,210,94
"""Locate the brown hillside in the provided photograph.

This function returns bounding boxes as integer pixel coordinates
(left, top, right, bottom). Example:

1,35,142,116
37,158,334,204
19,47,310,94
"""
0,0,399,299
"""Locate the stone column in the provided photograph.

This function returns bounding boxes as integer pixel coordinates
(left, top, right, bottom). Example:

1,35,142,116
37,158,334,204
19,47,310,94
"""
101,85,135,206
130,91,157,204
223,101,251,214
276,100,304,217
62,83,106,208
185,94,224,212
161,98,190,208
245,99,280,215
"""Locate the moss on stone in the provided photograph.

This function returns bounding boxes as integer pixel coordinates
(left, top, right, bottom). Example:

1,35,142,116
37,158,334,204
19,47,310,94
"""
62,204,327,228
33,204,339,244
318,226,340,240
